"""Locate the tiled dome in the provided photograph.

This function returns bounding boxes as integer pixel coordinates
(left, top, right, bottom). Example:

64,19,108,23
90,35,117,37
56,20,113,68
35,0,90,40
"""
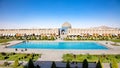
62,22,71,28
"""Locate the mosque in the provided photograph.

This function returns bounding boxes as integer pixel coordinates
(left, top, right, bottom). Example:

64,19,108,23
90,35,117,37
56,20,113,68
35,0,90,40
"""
0,22,120,38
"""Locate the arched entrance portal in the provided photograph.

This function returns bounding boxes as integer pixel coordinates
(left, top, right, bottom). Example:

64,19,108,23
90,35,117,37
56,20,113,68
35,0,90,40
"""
61,29,65,35
60,22,72,39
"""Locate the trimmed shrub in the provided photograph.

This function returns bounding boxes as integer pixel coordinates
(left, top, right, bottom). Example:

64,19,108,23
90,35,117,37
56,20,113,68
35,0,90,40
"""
66,61,70,68
4,61,9,66
82,59,88,68
15,48,18,51
111,59,118,68
1,52,6,56
28,59,34,68
12,52,16,55
27,54,30,56
18,58,20,60
24,56,27,59
96,60,102,68
4,56,9,59
21,57,23,59
115,55,120,59
51,61,56,68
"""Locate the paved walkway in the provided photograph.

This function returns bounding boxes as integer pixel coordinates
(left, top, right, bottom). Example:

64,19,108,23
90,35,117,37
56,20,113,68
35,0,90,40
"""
102,63,110,68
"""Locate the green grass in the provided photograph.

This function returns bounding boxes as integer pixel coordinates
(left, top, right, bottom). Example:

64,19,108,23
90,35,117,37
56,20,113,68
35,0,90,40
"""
0,52,40,61
62,54,120,63
111,39,120,42
0,39,12,43
0,65,24,68
0,52,40,68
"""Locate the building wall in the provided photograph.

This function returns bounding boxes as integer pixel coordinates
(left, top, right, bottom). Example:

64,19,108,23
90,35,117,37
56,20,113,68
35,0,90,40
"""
0,28,59,36
0,28,120,36
67,28,120,36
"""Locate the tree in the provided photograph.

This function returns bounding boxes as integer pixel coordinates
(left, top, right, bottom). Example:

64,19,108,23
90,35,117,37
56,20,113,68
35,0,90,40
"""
82,59,88,68
66,61,70,68
50,36,55,40
36,65,40,68
111,59,118,68
51,61,56,68
13,60,19,68
77,36,81,40
28,59,34,68
41,36,44,40
44,36,48,40
96,60,102,68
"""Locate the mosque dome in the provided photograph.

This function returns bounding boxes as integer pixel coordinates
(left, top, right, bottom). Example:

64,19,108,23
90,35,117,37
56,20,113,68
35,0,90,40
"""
62,22,71,28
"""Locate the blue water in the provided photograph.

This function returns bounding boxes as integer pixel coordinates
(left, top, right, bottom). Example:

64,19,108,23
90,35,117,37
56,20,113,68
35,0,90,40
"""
9,42,108,50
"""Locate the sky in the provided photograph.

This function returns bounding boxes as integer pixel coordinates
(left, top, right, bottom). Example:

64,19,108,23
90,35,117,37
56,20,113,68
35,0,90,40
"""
0,0,120,29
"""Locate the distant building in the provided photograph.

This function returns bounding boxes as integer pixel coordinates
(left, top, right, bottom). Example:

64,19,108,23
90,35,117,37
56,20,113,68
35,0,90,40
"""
61,22,120,37
0,22,120,37
0,28,59,36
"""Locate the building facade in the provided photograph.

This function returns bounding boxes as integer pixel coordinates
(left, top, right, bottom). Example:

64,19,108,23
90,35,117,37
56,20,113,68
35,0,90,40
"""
0,28,59,36
0,22,120,37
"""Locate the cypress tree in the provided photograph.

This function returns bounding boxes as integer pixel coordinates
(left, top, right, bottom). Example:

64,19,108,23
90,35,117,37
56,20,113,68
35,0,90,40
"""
66,61,70,68
36,65,40,68
51,61,56,68
28,59,34,68
82,59,88,68
13,60,19,68
96,60,102,68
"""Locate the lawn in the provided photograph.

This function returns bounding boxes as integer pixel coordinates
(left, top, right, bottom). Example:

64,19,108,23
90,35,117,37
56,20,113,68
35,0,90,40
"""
111,39,120,42
0,39,12,43
62,54,120,63
0,65,24,68
0,52,40,61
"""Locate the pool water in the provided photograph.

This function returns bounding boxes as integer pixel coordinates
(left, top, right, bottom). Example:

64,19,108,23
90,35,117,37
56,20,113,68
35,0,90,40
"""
9,42,108,50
